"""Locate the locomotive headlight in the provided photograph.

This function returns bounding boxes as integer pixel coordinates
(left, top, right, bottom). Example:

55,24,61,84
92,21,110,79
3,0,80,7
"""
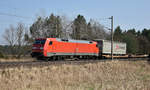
40,47,43,50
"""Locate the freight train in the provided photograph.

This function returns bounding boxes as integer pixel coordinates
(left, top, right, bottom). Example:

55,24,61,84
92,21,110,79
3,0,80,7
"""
31,38,127,60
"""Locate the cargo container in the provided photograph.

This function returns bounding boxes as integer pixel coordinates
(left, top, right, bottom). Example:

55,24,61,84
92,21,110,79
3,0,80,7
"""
94,39,126,55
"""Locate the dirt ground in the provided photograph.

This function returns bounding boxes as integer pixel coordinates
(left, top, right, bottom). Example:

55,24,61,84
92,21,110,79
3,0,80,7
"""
0,60,150,90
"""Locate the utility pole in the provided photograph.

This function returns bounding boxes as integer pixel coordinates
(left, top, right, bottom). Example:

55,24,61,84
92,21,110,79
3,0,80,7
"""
56,19,58,38
109,16,113,60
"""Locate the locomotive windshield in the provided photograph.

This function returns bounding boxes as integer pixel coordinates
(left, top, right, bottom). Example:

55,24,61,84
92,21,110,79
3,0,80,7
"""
34,40,46,44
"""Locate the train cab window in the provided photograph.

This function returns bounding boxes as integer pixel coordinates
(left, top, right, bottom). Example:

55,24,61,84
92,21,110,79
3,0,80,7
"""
49,41,53,45
89,41,93,44
96,44,98,47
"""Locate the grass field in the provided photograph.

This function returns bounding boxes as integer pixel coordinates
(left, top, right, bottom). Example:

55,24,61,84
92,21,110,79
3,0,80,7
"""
0,57,36,62
0,60,150,90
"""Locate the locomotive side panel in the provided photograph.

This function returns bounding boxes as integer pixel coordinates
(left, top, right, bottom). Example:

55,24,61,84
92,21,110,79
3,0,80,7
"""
48,39,76,56
45,38,99,57
76,41,99,56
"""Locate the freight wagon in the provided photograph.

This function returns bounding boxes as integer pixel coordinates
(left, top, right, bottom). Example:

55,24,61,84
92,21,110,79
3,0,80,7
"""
94,39,126,58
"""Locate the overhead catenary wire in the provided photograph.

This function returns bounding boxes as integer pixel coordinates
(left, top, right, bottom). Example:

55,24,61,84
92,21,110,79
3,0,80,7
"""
0,12,32,19
0,12,35,27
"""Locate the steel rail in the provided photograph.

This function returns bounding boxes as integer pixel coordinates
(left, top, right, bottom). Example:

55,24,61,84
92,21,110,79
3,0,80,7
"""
0,58,149,69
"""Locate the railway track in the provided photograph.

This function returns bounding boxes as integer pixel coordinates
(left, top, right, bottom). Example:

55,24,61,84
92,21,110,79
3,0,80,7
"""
0,58,149,69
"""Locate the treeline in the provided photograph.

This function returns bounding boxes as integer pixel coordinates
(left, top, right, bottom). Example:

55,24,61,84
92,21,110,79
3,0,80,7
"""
114,26,150,54
0,13,150,58
29,14,108,40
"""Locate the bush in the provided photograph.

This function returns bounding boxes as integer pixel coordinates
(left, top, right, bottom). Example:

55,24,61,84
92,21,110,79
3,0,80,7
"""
0,52,4,58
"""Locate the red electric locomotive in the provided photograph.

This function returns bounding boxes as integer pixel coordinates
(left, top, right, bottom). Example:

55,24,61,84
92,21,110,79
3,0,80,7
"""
31,38,99,60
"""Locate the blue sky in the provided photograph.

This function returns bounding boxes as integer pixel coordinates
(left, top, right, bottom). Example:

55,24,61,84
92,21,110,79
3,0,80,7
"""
0,0,149,44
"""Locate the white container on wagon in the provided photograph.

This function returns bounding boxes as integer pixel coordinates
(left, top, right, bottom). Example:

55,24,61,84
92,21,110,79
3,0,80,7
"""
94,39,126,55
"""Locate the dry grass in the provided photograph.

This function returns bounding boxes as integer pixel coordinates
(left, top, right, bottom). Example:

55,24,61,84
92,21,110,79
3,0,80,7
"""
0,57,35,62
0,60,150,90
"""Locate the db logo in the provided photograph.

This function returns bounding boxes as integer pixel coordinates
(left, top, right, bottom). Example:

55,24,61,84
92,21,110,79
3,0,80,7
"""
116,45,119,49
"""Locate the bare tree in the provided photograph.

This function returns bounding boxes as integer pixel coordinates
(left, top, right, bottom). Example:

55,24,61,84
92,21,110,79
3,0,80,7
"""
61,15,73,39
89,19,108,39
3,25,17,55
3,23,28,58
16,23,27,58
3,25,16,46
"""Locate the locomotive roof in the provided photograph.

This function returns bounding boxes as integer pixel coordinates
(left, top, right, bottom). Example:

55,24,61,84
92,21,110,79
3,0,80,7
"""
56,38,95,44
35,38,96,44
